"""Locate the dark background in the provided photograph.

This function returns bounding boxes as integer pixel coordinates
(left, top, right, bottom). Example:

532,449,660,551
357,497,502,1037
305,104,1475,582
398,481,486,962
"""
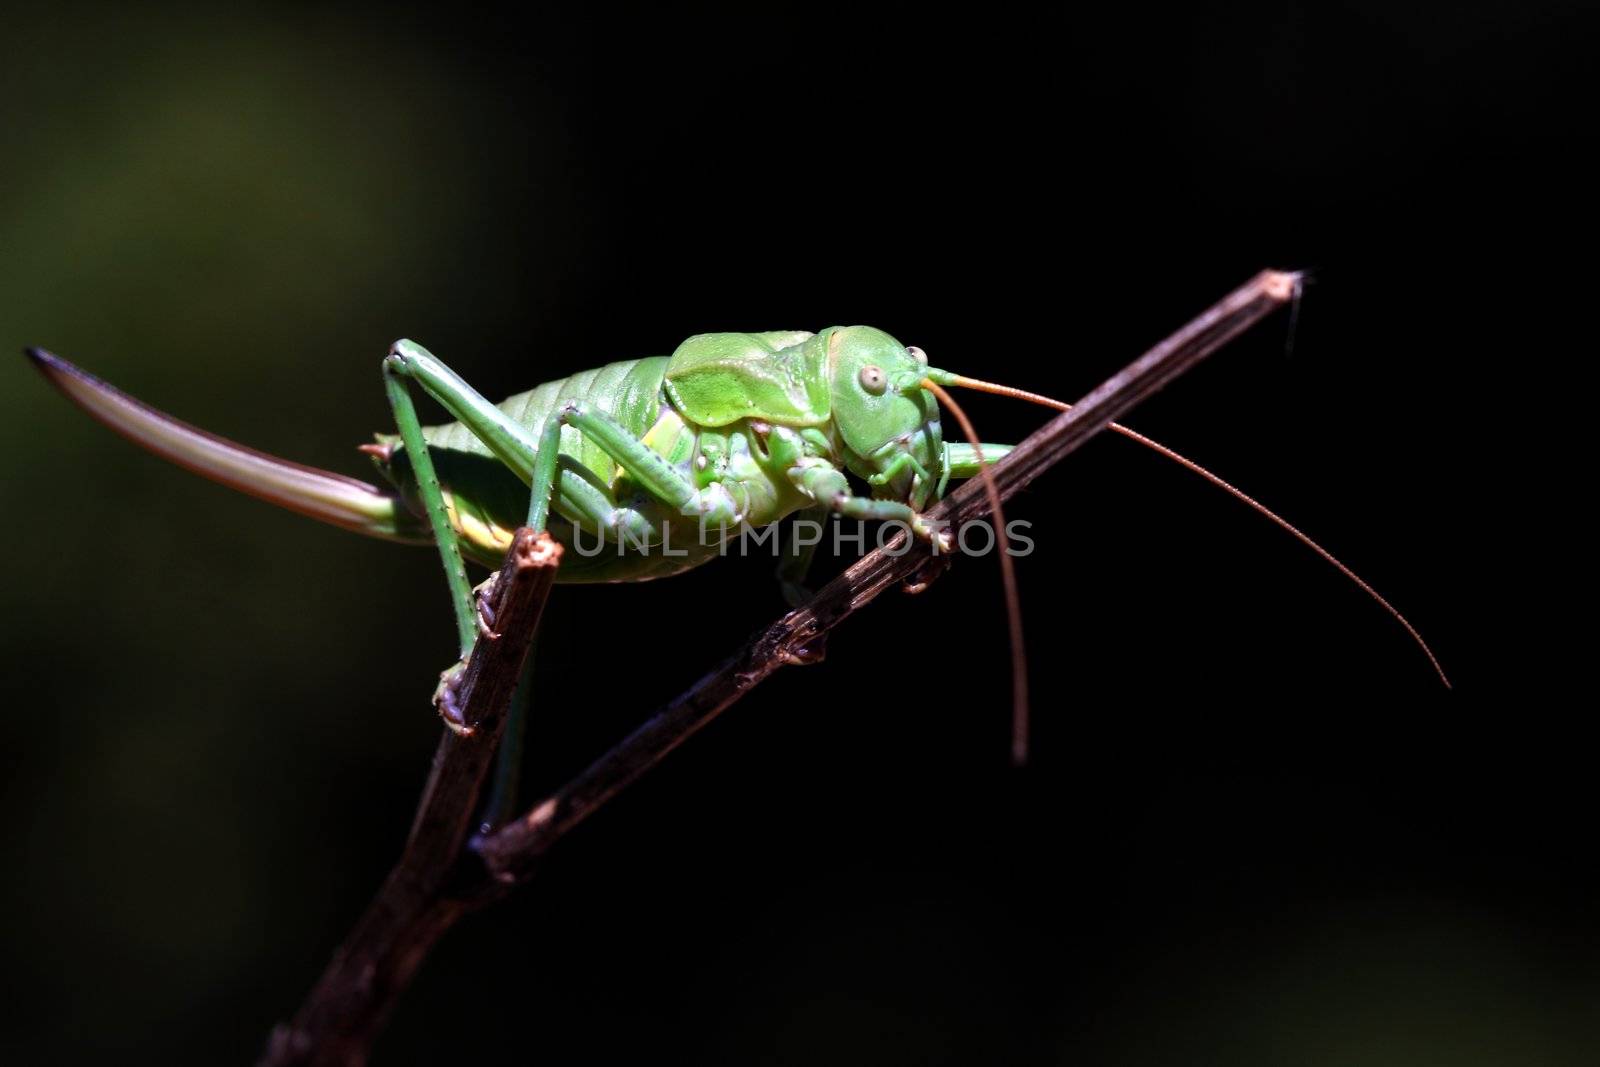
0,2,1584,1063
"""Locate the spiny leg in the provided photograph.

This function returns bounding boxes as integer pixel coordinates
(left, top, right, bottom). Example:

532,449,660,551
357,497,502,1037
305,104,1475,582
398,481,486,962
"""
385,342,635,554
383,361,477,658
557,400,729,518
525,416,563,533
937,442,1014,499
385,340,544,484
537,398,747,540
788,460,950,549
865,450,930,489
943,442,1015,480
552,457,661,546
384,341,549,735
756,422,951,550
528,420,676,549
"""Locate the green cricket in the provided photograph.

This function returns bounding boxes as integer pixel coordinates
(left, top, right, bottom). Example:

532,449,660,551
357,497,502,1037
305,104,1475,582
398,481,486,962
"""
24,327,1449,763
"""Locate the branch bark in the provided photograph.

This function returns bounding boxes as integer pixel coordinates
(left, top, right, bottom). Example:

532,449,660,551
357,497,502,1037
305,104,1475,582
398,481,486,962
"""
261,531,563,1067
260,269,1297,1065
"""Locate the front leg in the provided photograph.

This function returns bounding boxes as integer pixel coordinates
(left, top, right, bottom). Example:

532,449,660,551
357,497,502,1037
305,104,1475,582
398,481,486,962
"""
787,458,952,551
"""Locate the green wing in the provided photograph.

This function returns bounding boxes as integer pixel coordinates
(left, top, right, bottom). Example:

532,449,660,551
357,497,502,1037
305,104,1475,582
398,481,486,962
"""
663,330,829,427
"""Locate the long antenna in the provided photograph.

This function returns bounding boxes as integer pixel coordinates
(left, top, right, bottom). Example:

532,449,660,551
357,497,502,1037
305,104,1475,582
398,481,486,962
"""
921,378,1032,765
939,373,1451,689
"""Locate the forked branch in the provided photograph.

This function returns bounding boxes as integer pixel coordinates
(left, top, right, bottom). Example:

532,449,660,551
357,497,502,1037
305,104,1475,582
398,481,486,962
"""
262,531,562,1067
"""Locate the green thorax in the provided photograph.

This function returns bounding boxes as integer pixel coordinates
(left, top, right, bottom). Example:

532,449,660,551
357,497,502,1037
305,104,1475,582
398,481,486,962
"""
662,330,825,426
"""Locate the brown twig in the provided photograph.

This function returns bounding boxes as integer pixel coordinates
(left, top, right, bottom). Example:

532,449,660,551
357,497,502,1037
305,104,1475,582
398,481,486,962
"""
261,531,563,1067
260,270,1297,1065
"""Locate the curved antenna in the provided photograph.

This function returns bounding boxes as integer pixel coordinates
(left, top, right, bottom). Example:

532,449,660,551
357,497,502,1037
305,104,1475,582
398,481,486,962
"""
936,373,1451,689
922,378,1032,765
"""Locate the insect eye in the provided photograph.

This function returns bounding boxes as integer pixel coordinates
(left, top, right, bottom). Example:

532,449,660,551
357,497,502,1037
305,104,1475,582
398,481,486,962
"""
858,365,888,395
907,346,928,366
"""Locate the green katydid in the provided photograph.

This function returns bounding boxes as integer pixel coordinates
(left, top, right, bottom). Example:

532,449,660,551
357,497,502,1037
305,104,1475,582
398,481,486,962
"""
24,326,1449,766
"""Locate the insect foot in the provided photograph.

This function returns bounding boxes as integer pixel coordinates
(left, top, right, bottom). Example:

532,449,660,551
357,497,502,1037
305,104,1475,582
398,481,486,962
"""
473,574,502,640
912,515,954,554
433,660,473,736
